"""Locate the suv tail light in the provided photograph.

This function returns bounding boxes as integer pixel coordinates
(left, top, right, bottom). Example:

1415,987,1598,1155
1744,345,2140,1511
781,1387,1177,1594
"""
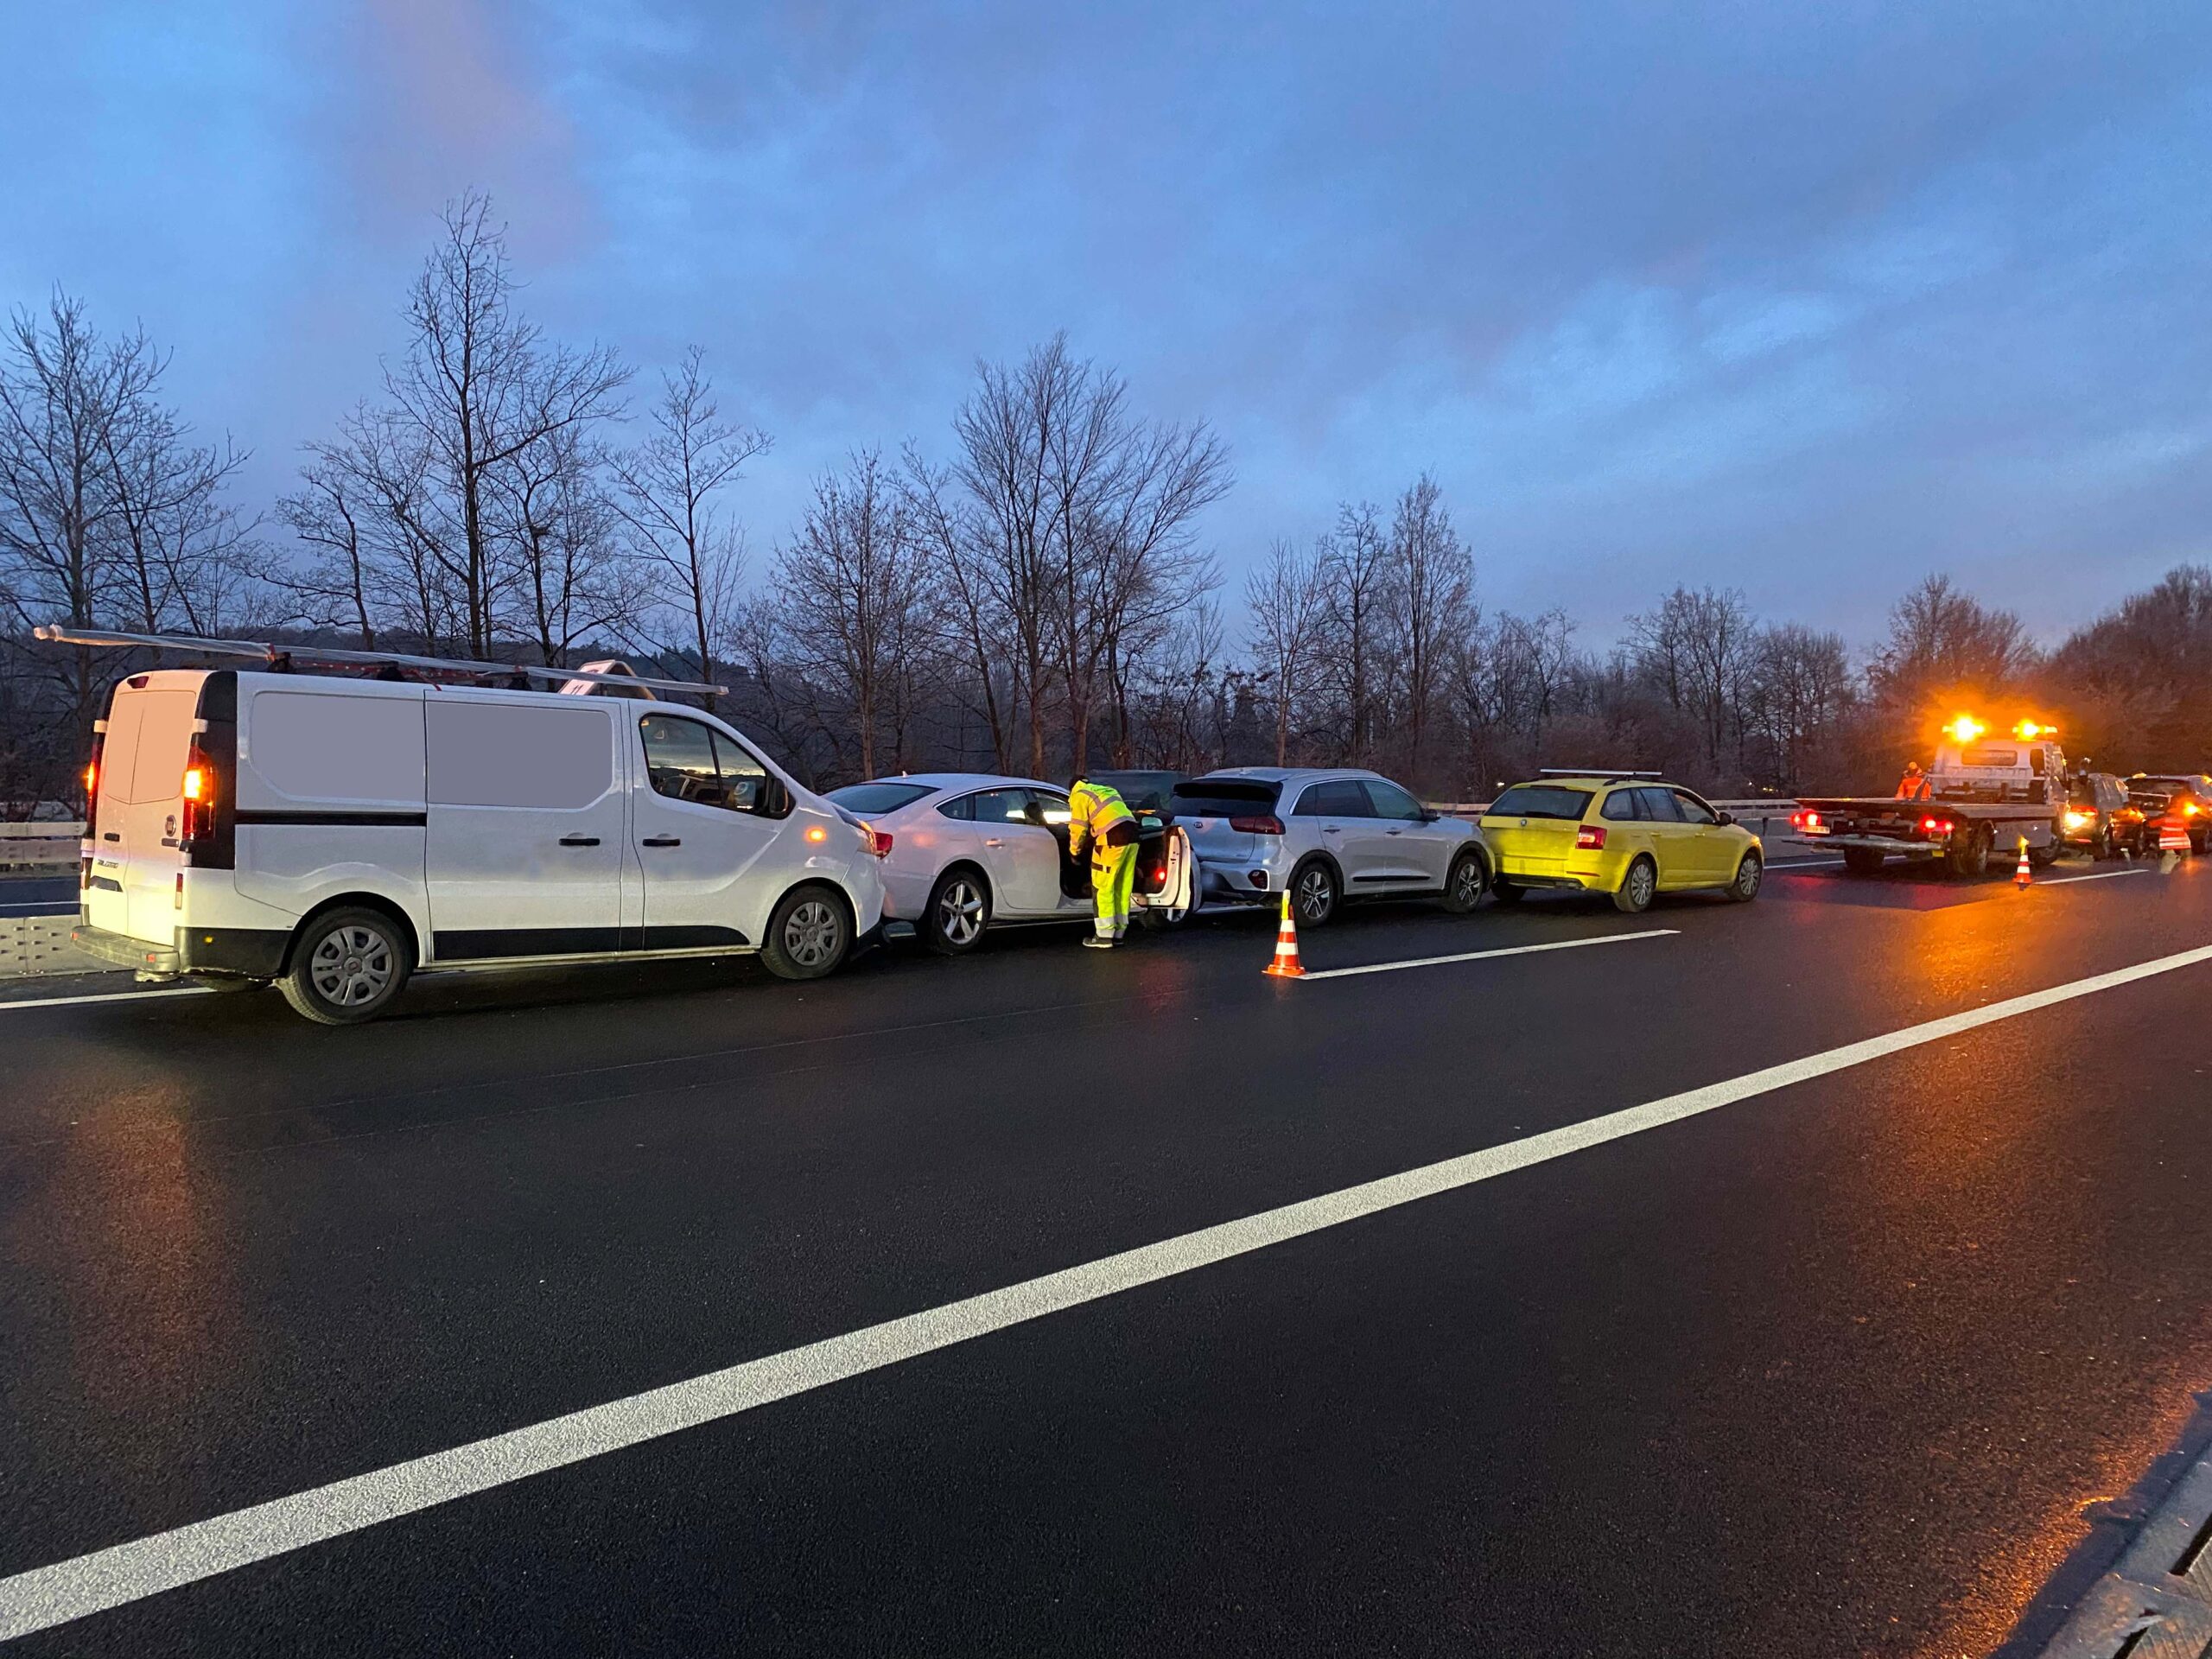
1575,824,1607,850
1229,815,1285,835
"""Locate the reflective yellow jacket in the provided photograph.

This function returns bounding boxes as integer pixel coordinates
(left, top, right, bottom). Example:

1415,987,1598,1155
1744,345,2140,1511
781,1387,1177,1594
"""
1067,780,1135,857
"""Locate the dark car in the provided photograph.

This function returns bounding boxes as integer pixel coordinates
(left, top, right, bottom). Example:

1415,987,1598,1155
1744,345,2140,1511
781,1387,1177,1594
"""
2062,772,2146,858
2124,773,2212,854
1083,770,1186,816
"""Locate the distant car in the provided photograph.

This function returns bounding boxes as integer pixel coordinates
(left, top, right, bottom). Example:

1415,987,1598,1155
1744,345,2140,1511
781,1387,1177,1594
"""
2061,772,2145,859
1170,767,1491,927
1480,775,1762,913
2123,774,2212,854
823,773,1194,953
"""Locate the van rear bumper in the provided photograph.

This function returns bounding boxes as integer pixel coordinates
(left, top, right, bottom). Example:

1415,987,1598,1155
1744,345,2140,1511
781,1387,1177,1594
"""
72,923,289,979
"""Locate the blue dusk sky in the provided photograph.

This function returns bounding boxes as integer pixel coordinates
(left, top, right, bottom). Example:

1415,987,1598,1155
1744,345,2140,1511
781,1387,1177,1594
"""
4,1,2209,652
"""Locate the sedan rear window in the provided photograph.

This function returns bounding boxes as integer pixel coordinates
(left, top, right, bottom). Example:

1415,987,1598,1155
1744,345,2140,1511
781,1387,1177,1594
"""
826,781,936,815
1172,779,1281,817
1488,785,1592,820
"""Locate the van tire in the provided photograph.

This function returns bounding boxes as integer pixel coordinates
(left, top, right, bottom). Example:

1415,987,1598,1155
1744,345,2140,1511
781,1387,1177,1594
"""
762,885,852,981
279,906,411,1026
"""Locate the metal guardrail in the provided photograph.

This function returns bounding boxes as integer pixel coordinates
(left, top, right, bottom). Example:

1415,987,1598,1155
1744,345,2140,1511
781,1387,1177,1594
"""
0,823,84,871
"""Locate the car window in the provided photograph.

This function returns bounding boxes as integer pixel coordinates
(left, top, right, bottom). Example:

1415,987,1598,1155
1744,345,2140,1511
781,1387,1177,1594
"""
1637,787,1685,823
1363,780,1427,821
1488,785,1592,820
711,732,766,812
1294,779,1368,817
826,781,936,815
967,787,1034,825
1173,779,1282,817
935,792,975,822
639,715,730,809
1599,789,1641,822
1671,790,1719,825
1035,791,1072,826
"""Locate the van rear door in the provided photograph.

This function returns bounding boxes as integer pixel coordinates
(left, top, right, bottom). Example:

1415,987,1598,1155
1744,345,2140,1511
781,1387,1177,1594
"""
87,677,203,944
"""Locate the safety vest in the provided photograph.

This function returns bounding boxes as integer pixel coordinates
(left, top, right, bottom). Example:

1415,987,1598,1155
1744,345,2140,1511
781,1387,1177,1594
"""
1068,780,1135,855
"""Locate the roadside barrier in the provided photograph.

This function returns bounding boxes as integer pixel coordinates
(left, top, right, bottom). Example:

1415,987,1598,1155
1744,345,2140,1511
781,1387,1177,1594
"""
0,822,83,872
1,916,84,979
1262,893,1305,978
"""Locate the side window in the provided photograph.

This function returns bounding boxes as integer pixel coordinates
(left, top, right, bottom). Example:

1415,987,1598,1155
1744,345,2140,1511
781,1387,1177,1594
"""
1035,791,1072,826
1362,780,1427,822
1671,790,1719,826
710,731,766,813
1600,789,1640,822
936,793,975,822
639,715,733,810
968,788,1033,825
1295,780,1366,817
1637,788,1685,823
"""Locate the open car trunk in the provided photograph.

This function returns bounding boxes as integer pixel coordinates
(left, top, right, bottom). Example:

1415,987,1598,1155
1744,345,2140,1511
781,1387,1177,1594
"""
1050,815,1188,903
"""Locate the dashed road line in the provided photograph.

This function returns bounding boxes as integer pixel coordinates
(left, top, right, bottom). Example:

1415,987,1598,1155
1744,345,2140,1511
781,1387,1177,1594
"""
0,986,211,1014
1296,928,1676,981
7,939,2212,1642
2037,868,2152,886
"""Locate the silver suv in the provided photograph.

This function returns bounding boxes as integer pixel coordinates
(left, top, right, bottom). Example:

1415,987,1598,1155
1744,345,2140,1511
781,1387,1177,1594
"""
1172,767,1491,925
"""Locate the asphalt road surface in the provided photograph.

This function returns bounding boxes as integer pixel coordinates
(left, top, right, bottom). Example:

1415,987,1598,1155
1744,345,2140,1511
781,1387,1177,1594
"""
3,854,2210,1656
0,878,76,918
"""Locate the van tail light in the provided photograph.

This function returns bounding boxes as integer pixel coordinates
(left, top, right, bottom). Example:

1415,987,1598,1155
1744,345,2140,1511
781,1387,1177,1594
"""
180,740,218,847
1230,815,1286,836
1575,825,1607,850
82,734,105,842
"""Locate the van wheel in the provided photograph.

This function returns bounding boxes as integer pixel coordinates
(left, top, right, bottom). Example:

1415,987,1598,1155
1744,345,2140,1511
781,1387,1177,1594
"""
1442,850,1487,913
1612,855,1657,914
923,868,991,955
763,886,852,980
280,907,410,1026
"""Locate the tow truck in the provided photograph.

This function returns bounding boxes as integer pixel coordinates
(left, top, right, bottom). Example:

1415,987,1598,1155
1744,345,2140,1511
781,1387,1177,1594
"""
1789,716,2069,878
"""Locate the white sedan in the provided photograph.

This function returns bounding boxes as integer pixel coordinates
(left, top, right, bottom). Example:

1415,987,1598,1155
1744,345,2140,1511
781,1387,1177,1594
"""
823,772,1195,953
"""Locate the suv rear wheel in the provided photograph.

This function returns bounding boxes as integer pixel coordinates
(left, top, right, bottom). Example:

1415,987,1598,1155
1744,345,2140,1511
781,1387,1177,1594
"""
1291,860,1338,927
280,906,411,1026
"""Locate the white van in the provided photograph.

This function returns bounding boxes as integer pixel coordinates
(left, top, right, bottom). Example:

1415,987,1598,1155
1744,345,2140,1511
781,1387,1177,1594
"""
73,666,885,1023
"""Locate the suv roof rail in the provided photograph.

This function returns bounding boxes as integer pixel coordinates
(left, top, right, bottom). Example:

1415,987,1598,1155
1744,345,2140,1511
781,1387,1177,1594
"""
32,625,728,697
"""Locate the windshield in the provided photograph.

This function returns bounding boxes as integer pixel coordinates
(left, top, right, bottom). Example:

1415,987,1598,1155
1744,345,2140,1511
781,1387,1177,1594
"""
1171,779,1281,817
1488,785,1593,821
825,781,937,815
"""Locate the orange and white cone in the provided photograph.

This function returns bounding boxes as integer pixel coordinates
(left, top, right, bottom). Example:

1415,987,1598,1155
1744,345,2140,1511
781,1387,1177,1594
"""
2014,836,2032,887
1262,891,1305,978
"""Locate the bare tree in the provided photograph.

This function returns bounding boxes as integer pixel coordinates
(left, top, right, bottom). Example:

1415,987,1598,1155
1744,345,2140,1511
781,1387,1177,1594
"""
1245,537,1330,765
1626,584,1757,782
490,423,637,669
903,446,1014,770
102,378,263,635
610,346,766,687
1316,501,1395,765
773,449,937,778
382,191,628,656
1386,474,1472,780
1868,573,2035,715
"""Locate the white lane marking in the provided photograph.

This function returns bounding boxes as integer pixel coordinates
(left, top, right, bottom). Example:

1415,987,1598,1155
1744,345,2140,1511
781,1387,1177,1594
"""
7,940,2212,1642
2037,868,2152,886
0,987,211,1014
1296,928,1675,981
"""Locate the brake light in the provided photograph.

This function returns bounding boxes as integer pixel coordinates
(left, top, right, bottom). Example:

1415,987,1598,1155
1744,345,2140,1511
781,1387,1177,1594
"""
867,828,893,857
1923,817,1955,836
1792,809,1823,831
1575,824,1606,850
82,734,105,841
181,766,207,803
1230,815,1285,835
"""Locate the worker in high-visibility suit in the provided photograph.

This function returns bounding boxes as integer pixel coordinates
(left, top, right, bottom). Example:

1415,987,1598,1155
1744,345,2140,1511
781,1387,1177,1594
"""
1067,775,1140,949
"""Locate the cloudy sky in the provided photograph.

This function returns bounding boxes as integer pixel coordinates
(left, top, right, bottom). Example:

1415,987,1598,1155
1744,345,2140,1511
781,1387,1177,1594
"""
5,1,2209,652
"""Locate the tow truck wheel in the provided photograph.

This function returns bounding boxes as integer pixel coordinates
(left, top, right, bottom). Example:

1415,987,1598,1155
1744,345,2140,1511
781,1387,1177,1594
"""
1612,855,1657,914
1842,848,1885,875
1948,825,1992,879
2028,836,2061,870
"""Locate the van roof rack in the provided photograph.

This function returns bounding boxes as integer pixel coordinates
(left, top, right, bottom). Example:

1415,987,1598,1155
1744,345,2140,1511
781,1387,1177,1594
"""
32,625,727,698
1537,767,1664,782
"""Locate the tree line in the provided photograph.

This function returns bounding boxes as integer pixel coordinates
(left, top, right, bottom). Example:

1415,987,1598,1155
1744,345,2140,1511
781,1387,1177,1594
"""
3,193,2208,814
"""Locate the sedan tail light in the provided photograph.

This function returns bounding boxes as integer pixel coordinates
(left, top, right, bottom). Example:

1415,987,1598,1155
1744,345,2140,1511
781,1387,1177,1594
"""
1575,824,1607,850
1230,815,1286,836
865,828,893,857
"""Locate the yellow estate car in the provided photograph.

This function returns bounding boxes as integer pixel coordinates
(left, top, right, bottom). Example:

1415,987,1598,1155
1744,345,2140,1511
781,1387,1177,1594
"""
1481,774,1764,912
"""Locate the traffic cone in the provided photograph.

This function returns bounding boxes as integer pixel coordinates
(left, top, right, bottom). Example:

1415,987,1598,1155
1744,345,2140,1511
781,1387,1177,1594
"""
2158,816,2190,853
2014,836,2031,887
1262,891,1305,978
